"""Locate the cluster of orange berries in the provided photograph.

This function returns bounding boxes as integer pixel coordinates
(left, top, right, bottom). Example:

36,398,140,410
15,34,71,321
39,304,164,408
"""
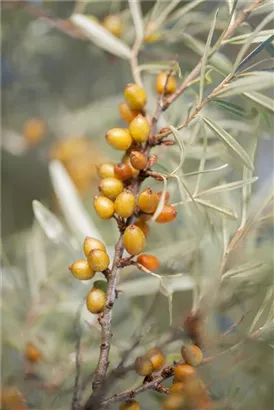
119,344,208,410
69,237,110,313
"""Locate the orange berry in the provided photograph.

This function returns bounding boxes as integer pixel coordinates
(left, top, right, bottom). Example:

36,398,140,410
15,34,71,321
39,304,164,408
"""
129,114,150,143
135,356,153,376
99,177,124,200
114,163,133,181
1,386,27,409
106,128,132,151
122,154,139,177
83,237,106,257
181,345,203,367
87,249,110,272
156,191,170,204
134,219,150,236
155,71,177,95
119,400,140,410
138,188,159,214
119,102,139,124
102,14,123,37
162,393,185,410
124,83,147,110
137,254,160,271
129,151,148,170
23,118,46,145
173,364,196,383
97,163,115,179
25,342,41,363
146,347,165,371
156,205,177,223
86,287,106,314
94,195,115,219
114,190,136,218
123,225,145,255
69,260,95,280
169,383,185,394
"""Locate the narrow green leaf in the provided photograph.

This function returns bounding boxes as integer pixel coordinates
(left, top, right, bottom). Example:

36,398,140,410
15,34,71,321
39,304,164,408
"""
201,115,254,170
211,99,252,119
195,198,237,219
224,29,274,45
199,9,219,103
244,91,274,115
169,126,185,175
196,177,258,197
216,72,274,98
129,0,144,41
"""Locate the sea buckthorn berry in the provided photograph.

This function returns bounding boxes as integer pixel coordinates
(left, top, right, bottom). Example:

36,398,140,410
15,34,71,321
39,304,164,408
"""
137,254,160,272
173,364,196,383
114,190,136,218
124,83,147,110
114,163,133,181
1,387,26,409
119,102,139,124
106,128,132,151
144,31,162,43
97,163,115,179
181,345,203,367
135,356,153,376
119,399,140,410
156,71,177,95
170,383,185,395
69,260,95,280
134,219,150,236
146,347,165,371
157,191,170,204
23,118,46,145
129,151,148,170
123,225,145,255
86,288,106,314
25,342,41,363
138,188,159,214
129,114,150,143
162,393,185,410
94,196,115,219
102,14,123,37
123,154,139,177
99,177,124,200
83,237,106,257
156,205,177,223
87,249,110,272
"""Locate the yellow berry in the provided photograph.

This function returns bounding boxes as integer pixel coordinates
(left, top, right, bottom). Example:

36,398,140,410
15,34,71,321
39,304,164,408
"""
146,347,165,371
25,342,41,363
137,254,160,272
173,364,196,383
169,383,185,394
119,102,139,124
135,356,154,376
106,128,133,151
86,287,106,314
99,177,124,200
134,219,150,236
119,400,140,410
162,393,185,410
124,83,147,110
97,163,115,179
93,195,115,219
69,260,95,280
156,205,177,223
114,163,133,181
144,31,162,43
181,345,203,367
102,14,123,37
138,188,159,214
83,237,106,257
123,225,145,255
114,190,136,218
129,151,148,170
156,71,177,95
23,118,46,145
129,114,150,143
87,249,110,272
